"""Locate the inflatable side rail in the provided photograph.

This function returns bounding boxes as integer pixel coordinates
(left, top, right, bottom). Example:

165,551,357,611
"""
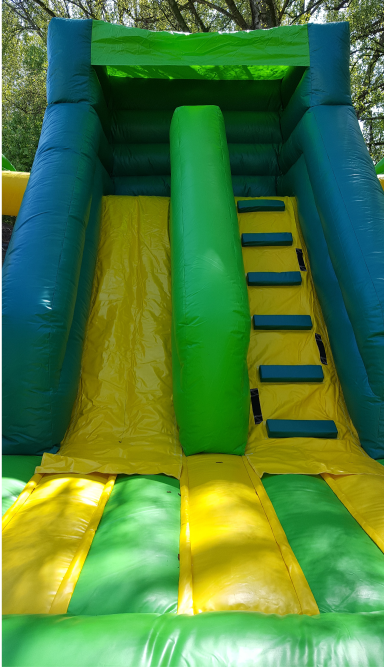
279,104,384,458
2,103,112,454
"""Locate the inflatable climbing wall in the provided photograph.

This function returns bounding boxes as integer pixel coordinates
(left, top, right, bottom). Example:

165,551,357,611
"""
3,18,384,667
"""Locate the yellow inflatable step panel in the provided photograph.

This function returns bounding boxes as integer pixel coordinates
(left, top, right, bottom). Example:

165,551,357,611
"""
2,171,30,216
178,454,319,616
38,196,182,478
239,197,383,478
2,472,114,615
322,472,384,553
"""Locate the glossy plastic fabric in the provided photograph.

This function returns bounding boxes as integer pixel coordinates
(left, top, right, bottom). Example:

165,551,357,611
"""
111,110,282,144
263,474,384,613
114,175,277,198
323,472,384,552
239,197,383,476
2,172,30,216
112,143,279,177
38,196,182,477
68,475,180,615
47,18,92,104
2,103,105,455
91,21,310,69
280,157,384,458
4,611,384,667
178,454,317,615
376,158,384,175
170,106,250,456
105,77,283,112
2,472,113,614
2,456,41,516
279,107,384,457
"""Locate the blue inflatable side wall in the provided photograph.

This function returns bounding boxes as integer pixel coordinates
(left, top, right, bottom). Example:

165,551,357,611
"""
278,23,384,457
2,20,114,454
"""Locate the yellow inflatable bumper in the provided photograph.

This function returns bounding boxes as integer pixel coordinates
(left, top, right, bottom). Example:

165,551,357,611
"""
2,171,30,216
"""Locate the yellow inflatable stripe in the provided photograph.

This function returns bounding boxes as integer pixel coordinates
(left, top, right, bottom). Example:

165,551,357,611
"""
177,457,194,615
243,458,319,616
38,196,182,478
240,197,383,477
2,473,113,615
2,474,42,531
322,473,384,553
178,454,315,615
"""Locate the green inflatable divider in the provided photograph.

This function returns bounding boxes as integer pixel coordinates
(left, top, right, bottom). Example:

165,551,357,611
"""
2,455,41,516
263,474,384,613
3,611,384,667
2,154,16,171
68,475,180,615
170,105,250,456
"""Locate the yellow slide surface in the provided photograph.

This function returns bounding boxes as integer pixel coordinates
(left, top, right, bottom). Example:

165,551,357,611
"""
39,196,182,478
323,472,384,553
178,454,319,616
2,473,114,614
240,197,384,478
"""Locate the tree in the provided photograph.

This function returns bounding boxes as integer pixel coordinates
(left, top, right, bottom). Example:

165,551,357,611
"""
2,0,383,169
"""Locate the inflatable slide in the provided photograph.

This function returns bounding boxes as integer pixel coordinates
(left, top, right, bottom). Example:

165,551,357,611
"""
3,18,384,667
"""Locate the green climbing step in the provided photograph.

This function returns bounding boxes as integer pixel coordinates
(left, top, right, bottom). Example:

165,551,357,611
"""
247,272,302,287
259,365,324,383
237,200,285,213
253,315,313,330
266,419,338,439
242,233,293,247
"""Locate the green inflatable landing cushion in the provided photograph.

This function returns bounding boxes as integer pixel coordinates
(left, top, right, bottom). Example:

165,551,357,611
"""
259,365,324,383
3,611,384,667
68,475,180,615
266,419,338,438
2,455,41,516
263,474,384,614
237,199,285,213
247,271,302,286
253,314,313,330
242,232,293,246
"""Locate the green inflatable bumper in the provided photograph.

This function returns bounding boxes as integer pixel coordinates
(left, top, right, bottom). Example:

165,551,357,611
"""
3,611,384,667
170,106,250,456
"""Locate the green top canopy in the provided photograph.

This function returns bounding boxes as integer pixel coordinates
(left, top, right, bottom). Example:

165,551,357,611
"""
91,21,310,80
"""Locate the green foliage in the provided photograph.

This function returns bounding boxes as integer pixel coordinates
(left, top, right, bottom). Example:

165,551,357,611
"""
2,5,47,171
2,0,383,168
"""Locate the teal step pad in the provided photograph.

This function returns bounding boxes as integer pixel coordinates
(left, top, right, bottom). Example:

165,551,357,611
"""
253,315,312,330
260,365,324,383
266,419,338,439
247,272,302,287
242,233,293,247
238,199,285,213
